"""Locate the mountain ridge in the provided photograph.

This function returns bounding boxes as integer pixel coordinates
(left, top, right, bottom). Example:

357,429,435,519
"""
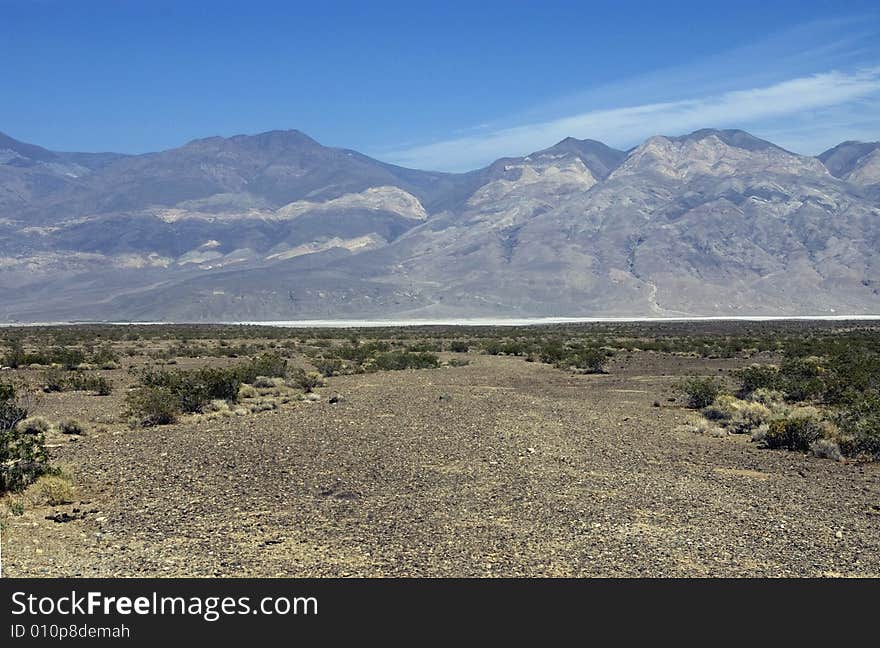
1,127,878,322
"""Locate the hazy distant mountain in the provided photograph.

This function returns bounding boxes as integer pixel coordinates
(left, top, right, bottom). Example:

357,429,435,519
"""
1,128,878,321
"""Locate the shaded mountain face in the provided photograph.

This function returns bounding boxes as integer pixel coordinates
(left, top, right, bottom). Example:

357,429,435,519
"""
818,141,880,187
1,128,878,321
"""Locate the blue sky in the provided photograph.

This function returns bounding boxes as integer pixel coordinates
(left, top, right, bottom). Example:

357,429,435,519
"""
2,0,880,170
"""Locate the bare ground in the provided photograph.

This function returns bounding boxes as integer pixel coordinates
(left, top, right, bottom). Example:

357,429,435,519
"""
3,352,879,577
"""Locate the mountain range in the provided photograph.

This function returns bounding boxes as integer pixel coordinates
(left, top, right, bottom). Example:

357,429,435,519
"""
1,127,878,322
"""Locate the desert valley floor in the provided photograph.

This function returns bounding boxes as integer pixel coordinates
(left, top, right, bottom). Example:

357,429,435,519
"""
2,325,878,578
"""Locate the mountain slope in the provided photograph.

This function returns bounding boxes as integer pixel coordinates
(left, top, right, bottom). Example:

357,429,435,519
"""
1,128,878,321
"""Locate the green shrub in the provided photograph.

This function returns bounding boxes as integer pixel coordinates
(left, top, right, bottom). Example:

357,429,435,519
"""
236,352,288,383
125,387,180,427
41,370,112,395
407,341,442,352
138,366,240,413
287,369,324,393
537,340,567,365
448,341,469,353
1,340,26,368
835,395,880,460
41,367,67,392
566,348,609,374
1,383,51,492
763,413,825,452
49,347,86,370
779,357,825,402
312,358,345,377
91,345,119,367
0,383,27,431
734,364,780,397
66,372,113,395
681,377,724,409
370,351,440,371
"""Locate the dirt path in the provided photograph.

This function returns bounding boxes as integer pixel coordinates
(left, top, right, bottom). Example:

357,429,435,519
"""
4,354,879,577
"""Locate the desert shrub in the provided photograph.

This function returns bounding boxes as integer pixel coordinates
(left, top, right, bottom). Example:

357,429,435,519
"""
763,411,825,452
407,341,442,352
91,345,119,367
749,388,785,407
567,348,609,374
1,383,51,492
66,372,113,395
41,370,112,395
125,387,179,427
41,367,67,392
370,351,440,371
810,438,843,461
839,433,880,461
288,369,324,393
17,416,51,435
701,396,770,434
537,340,567,365
181,368,240,412
312,358,345,377
701,394,739,421
48,347,86,370
823,346,880,406
734,364,780,397
779,356,825,402
236,352,288,383
682,418,726,437
249,399,278,413
728,401,772,435
447,358,470,367
93,376,113,395
483,340,529,356
238,384,258,399
4,343,119,370
28,474,76,505
834,395,880,460
138,366,240,413
702,403,731,421
0,383,28,431
1,340,26,368
252,375,276,388
448,341,469,353
750,423,771,443
58,419,86,435
681,377,724,409
331,342,389,363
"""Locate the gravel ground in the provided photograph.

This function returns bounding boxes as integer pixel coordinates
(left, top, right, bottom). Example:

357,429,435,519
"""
3,352,879,577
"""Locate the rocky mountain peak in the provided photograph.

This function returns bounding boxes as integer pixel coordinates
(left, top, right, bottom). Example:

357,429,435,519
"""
611,129,825,181
670,128,784,152
818,140,880,183
532,137,627,179
0,131,60,164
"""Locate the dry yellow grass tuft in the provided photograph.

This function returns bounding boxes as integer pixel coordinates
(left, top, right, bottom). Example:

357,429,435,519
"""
26,475,77,506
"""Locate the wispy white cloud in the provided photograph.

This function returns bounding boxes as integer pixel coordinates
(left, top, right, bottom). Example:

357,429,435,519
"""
381,67,880,171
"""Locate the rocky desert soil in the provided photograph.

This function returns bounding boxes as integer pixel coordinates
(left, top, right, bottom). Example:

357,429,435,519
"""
2,352,878,577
